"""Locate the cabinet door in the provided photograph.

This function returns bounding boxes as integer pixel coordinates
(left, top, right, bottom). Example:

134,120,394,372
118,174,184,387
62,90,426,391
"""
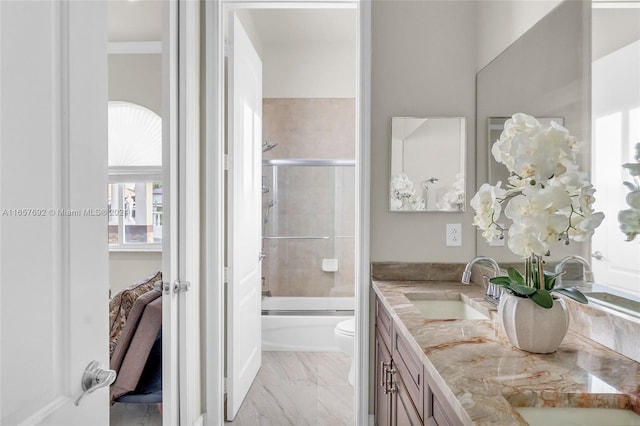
375,332,393,426
393,375,423,426
425,383,458,426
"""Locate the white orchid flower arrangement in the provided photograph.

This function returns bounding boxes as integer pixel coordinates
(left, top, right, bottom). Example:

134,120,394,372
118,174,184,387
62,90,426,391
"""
472,113,604,257
437,173,465,211
619,143,640,241
470,113,604,308
390,173,425,211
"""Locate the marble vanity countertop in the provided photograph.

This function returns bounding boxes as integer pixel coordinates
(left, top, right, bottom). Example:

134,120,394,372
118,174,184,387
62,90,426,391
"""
372,280,640,425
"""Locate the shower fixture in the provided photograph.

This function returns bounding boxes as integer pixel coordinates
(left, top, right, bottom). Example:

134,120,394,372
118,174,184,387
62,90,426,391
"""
422,177,439,190
264,199,276,225
262,141,278,152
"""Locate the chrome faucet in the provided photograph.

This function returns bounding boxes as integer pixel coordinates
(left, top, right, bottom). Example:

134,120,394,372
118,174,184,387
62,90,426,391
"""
460,256,503,305
461,256,500,284
554,255,594,288
462,256,502,304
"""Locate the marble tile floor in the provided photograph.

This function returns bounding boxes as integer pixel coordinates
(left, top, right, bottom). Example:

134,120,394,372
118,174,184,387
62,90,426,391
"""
226,351,354,426
110,351,353,426
110,401,161,426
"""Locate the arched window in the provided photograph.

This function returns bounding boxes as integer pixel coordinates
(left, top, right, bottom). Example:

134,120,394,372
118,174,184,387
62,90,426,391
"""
108,102,162,249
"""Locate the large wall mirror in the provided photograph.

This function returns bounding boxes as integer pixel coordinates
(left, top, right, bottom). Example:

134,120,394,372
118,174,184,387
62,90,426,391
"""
476,0,640,302
390,117,466,212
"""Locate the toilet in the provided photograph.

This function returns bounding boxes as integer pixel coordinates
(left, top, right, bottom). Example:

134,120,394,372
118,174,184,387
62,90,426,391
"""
334,318,355,386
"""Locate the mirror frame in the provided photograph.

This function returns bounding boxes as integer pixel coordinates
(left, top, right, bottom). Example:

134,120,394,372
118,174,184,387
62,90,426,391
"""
389,116,466,213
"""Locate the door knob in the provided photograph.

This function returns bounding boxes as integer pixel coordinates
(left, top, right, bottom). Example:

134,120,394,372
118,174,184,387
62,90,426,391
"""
74,360,116,406
592,251,604,261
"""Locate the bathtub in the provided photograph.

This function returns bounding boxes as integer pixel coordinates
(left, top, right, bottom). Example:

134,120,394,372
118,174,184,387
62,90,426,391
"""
261,297,354,352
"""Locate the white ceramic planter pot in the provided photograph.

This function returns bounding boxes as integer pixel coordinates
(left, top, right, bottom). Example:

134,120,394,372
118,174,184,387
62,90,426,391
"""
498,293,569,354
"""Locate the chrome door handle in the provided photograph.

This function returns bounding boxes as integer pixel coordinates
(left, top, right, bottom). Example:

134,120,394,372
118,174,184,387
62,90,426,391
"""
592,251,604,261
74,360,116,406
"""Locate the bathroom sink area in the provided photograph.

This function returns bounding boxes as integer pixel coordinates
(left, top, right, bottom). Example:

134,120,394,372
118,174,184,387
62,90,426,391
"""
584,292,640,319
404,293,489,320
514,407,640,426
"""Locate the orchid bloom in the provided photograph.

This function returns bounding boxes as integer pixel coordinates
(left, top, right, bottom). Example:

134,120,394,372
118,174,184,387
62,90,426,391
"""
471,113,605,258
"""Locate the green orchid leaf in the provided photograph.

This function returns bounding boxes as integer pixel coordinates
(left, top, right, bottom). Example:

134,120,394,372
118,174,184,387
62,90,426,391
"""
552,287,589,304
509,283,537,296
530,289,554,309
490,276,513,286
623,181,638,192
544,274,556,290
507,267,525,286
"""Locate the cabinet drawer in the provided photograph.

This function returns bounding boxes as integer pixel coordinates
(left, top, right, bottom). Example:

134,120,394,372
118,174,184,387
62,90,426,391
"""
376,298,392,350
393,329,424,421
426,383,457,426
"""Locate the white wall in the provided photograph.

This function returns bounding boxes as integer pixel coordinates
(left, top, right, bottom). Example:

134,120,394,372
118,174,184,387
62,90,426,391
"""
109,54,162,115
109,251,162,294
593,8,640,60
476,0,562,71
263,42,356,98
239,8,356,98
371,1,477,262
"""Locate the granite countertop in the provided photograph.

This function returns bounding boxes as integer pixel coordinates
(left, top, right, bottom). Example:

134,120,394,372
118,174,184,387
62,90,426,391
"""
372,280,640,425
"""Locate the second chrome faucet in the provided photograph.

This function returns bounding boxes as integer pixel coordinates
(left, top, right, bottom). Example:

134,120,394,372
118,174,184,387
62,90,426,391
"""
554,255,594,288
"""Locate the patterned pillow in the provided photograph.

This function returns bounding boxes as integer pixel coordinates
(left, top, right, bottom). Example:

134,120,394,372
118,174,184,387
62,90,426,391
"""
109,271,162,356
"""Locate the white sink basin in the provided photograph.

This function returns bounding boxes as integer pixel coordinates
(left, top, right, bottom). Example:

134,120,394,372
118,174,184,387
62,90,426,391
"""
515,407,640,425
404,294,488,320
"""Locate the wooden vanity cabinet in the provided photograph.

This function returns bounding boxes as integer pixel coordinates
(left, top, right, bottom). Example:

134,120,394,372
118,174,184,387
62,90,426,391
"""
375,298,423,426
392,327,424,423
375,296,464,426
375,329,393,426
375,299,394,426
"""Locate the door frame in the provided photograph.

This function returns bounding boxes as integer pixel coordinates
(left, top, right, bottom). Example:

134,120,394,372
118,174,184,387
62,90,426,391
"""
203,1,371,424
163,1,203,425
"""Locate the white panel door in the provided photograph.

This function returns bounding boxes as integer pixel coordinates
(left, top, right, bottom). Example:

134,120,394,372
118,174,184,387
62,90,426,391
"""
226,12,263,421
1,1,110,425
592,41,640,295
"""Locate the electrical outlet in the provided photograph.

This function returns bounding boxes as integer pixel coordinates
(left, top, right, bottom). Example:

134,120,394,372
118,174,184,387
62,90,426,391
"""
446,223,462,247
489,223,506,246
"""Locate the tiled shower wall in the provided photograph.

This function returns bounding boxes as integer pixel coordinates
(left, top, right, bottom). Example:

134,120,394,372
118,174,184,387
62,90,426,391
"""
262,98,355,298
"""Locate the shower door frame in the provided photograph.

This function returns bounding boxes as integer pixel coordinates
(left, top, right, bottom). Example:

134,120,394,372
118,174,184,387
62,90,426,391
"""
203,1,371,425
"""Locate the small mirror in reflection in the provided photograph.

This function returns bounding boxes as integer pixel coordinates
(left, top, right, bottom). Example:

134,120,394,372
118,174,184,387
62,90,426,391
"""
390,117,466,212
